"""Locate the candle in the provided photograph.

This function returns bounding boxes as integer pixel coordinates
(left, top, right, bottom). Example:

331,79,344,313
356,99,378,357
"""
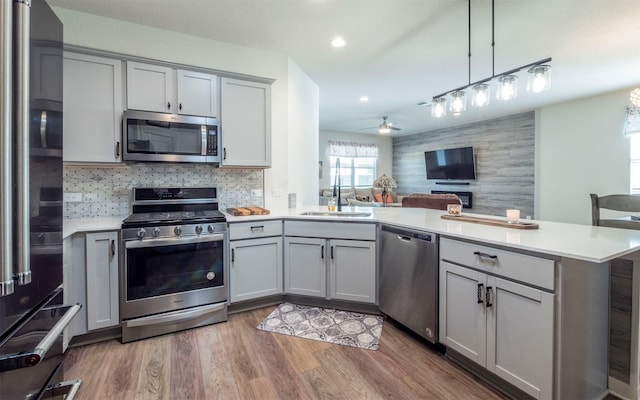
506,209,520,223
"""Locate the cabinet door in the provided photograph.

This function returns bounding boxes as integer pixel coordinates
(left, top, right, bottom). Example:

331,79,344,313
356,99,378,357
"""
220,78,271,167
439,261,486,366
126,61,175,113
284,237,326,297
63,53,122,163
486,276,554,400
230,237,283,303
85,232,119,331
32,46,62,102
329,239,376,303
177,69,218,117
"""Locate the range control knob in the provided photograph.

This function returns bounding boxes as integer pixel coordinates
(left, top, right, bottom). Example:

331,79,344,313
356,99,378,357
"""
207,225,215,233
137,228,146,239
174,226,183,236
152,227,161,238
195,225,203,235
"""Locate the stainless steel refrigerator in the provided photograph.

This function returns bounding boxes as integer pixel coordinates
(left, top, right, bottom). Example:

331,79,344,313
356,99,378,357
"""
0,0,81,398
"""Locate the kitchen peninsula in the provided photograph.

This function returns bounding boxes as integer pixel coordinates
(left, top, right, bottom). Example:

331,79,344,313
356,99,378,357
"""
64,206,640,400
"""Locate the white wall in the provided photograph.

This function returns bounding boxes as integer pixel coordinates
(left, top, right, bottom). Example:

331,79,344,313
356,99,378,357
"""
318,130,393,190
287,58,319,207
537,88,632,224
52,7,293,209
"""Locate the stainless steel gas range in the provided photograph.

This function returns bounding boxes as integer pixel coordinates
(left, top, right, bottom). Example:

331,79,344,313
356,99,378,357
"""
120,187,228,343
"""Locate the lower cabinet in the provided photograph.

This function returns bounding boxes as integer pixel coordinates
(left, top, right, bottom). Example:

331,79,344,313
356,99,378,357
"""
284,221,376,304
439,238,554,399
86,231,120,330
229,221,283,303
64,230,120,339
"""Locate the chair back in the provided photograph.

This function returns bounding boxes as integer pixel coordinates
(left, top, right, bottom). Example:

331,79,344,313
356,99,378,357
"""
402,193,461,210
590,193,640,230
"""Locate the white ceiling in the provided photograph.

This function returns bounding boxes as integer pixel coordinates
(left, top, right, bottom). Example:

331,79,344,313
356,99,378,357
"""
48,0,640,136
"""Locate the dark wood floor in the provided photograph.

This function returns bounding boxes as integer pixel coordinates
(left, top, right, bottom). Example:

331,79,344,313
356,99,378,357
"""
64,305,510,399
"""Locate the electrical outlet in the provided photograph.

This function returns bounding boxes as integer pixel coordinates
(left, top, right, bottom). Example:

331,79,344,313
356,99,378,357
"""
272,189,284,197
64,192,82,202
251,189,263,197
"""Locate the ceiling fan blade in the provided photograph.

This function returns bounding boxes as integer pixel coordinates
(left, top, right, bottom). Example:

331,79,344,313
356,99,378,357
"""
390,126,401,131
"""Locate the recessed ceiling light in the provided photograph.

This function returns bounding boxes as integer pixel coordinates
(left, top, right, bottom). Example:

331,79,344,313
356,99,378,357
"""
359,96,369,102
331,37,346,48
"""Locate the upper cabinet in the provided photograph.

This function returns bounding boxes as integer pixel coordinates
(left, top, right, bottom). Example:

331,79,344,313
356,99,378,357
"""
220,78,271,167
63,52,123,163
126,61,218,117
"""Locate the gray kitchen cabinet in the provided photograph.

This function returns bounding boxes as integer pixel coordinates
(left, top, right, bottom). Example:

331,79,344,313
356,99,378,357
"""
439,238,554,400
284,221,376,303
126,61,218,117
220,78,271,167
63,235,87,347
63,52,123,163
85,231,120,331
229,220,283,303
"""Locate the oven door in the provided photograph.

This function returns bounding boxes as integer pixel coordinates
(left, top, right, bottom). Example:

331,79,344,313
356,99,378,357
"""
121,233,227,320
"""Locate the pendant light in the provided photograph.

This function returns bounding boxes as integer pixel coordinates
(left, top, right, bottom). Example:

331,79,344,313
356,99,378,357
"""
630,88,640,107
430,0,552,118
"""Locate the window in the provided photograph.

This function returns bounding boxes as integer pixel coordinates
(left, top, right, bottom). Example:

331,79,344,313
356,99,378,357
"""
326,140,379,188
631,135,640,194
328,156,376,188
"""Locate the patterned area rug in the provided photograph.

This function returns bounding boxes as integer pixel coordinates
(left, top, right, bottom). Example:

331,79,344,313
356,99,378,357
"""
256,302,383,350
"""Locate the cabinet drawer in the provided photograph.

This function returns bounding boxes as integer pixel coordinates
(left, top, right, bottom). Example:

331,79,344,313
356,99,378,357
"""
440,238,554,291
229,220,282,240
285,221,375,241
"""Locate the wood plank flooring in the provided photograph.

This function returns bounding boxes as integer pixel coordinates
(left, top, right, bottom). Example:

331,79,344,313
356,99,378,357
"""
64,305,509,400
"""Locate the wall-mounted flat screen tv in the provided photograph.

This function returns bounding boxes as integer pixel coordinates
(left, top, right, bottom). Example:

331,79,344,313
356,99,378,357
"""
424,146,476,180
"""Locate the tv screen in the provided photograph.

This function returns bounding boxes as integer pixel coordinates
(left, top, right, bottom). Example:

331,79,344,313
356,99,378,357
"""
425,146,476,180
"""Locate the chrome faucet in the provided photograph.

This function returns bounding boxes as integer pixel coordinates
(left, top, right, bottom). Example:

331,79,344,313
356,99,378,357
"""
333,158,342,211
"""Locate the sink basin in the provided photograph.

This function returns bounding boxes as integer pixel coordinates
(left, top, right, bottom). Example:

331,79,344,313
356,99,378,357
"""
300,211,372,218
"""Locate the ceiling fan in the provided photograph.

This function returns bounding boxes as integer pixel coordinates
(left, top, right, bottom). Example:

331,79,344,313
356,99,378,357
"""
359,116,402,134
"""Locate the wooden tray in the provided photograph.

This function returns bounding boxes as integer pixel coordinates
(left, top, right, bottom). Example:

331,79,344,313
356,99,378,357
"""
441,214,539,230
226,207,270,216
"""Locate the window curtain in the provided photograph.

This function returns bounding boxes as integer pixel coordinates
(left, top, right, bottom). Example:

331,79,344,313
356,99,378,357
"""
625,106,640,135
326,140,379,157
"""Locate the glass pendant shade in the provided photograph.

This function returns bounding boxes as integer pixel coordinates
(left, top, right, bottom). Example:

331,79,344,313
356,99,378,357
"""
431,97,447,118
527,65,551,93
496,75,518,100
631,88,640,107
449,90,466,115
471,83,490,107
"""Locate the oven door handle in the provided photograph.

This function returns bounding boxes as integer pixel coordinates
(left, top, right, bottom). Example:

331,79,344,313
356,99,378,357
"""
125,233,225,249
124,302,225,328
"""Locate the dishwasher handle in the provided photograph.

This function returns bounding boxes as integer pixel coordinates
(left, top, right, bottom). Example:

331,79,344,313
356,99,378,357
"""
381,225,435,242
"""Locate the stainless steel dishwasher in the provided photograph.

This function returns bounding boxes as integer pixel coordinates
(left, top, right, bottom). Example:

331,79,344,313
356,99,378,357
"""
379,225,438,343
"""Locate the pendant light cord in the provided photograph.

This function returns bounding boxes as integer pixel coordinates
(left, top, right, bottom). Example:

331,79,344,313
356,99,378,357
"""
492,0,495,77
468,0,471,85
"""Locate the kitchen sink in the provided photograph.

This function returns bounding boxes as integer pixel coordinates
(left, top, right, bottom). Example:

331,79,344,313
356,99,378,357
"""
299,211,372,218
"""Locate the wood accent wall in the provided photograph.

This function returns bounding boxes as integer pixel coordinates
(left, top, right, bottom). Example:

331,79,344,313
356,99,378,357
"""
392,111,535,217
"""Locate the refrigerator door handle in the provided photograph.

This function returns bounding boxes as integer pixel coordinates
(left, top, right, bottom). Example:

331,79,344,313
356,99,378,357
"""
14,0,31,286
0,0,14,296
0,303,81,372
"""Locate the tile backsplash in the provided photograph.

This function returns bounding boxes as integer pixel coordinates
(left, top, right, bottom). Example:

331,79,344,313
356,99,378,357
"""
63,163,263,219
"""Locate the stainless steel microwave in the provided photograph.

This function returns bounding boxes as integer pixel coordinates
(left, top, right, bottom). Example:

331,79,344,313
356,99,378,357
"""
122,110,220,164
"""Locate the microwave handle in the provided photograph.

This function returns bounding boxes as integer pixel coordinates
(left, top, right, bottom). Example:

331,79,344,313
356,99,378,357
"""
200,125,207,156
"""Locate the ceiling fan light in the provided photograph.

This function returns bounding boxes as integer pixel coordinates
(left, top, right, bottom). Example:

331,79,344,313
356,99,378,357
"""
496,74,518,100
471,83,490,107
379,126,391,134
450,90,466,115
432,97,447,118
527,65,551,93
631,88,640,107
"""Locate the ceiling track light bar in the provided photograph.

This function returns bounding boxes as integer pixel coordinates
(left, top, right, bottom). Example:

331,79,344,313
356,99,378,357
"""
431,57,552,100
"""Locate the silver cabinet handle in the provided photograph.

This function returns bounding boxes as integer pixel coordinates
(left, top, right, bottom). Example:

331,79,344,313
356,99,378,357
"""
250,225,264,232
14,0,31,286
474,251,498,260
0,0,13,296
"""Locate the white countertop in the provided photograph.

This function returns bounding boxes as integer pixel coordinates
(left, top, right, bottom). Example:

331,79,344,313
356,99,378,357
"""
227,205,640,263
63,206,640,263
63,216,126,239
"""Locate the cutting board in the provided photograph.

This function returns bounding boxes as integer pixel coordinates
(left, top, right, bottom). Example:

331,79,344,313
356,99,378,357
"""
441,214,539,229
226,207,270,216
